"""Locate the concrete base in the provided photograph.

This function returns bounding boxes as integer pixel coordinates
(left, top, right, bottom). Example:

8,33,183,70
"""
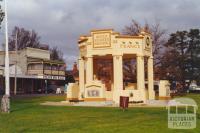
74,101,114,107
65,98,79,101
83,98,106,101
146,99,169,107
1,95,10,113
159,96,171,100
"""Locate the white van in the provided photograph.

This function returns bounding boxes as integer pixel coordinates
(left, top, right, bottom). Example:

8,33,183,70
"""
189,81,200,92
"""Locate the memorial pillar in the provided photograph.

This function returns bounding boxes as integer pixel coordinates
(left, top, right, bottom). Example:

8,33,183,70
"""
148,56,155,99
113,55,123,105
137,55,146,102
78,58,85,100
86,56,93,83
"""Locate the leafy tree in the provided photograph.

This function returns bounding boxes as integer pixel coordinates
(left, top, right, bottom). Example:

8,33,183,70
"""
160,48,182,80
186,29,200,80
165,31,188,81
162,29,200,82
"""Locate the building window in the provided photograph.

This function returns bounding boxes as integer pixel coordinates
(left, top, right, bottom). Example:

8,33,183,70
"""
28,64,43,70
52,65,58,70
44,64,51,70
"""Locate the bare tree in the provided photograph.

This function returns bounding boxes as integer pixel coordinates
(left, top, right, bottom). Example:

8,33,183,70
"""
151,23,167,66
50,46,64,61
123,19,142,35
8,26,41,50
123,59,137,82
122,19,167,80
123,19,167,67
8,26,64,61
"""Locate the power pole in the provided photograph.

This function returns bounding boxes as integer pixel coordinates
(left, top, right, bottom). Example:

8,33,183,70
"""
14,30,18,95
1,0,10,113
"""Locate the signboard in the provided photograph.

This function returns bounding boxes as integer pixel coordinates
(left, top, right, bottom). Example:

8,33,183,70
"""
43,75,65,80
44,75,52,79
52,76,59,80
93,32,111,48
58,76,65,80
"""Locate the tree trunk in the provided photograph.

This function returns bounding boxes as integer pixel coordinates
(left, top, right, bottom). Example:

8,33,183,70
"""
1,95,10,113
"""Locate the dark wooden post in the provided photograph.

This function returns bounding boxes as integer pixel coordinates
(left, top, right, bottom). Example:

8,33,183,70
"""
31,79,34,94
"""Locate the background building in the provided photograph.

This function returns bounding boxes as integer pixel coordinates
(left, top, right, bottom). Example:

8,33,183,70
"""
0,47,66,95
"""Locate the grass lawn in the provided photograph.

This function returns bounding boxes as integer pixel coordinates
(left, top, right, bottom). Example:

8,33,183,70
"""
0,94,200,133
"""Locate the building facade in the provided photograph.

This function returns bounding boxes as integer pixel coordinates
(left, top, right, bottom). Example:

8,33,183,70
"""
0,47,66,94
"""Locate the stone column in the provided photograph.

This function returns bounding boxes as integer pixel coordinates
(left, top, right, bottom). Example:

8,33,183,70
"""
86,56,93,83
78,58,85,100
136,55,146,102
148,56,155,99
113,55,123,105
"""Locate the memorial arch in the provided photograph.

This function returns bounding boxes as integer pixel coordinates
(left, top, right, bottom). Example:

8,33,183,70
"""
78,29,155,104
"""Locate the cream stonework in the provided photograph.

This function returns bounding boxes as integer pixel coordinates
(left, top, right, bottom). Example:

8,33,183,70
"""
68,29,156,105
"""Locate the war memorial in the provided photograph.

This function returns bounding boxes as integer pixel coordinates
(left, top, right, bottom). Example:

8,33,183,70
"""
66,29,170,105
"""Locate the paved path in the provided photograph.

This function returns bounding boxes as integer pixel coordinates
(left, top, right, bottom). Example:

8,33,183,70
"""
40,100,170,108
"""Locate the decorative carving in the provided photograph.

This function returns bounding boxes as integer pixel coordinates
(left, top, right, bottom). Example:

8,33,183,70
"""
120,44,140,49
146,37,150,47
81,56,85,60
145,37,151,51
113,40,117,43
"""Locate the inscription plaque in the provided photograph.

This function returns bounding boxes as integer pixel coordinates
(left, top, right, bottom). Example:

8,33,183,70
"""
93,32,111,48
87,90,100,97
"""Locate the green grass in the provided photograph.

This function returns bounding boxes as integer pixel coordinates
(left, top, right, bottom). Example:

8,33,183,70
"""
0,94,200,133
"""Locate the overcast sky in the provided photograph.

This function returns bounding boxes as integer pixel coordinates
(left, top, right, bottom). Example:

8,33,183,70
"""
0,0,200,69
